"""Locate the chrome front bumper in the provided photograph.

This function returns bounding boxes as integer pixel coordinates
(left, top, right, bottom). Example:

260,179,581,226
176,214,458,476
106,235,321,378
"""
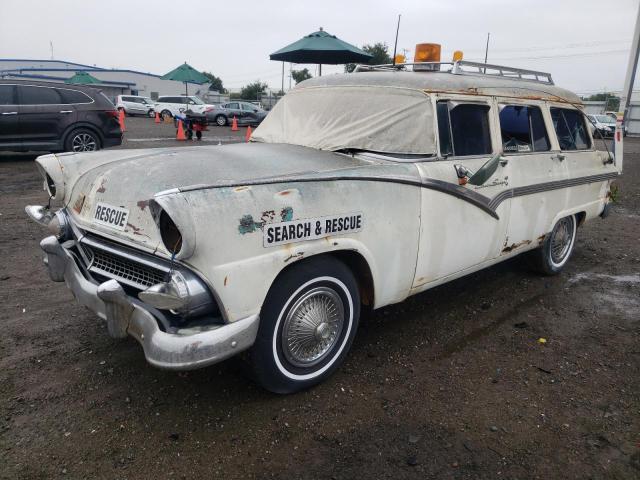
40,235,259,370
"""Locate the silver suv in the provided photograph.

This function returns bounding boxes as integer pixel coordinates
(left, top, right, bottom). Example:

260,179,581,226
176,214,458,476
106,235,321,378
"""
115,95,155,117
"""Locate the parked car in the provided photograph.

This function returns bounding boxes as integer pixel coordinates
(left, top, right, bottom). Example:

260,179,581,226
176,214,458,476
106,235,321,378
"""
25,55,621,393
206,101,267,126
587,114,616,138
604,111,628,136
116,95,156,117
153,95,213,117
0,80,122,152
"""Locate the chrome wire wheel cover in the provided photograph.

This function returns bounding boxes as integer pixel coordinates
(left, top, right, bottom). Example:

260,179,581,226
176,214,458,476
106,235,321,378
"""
71,133,97,152
281,286,345,368
550,216,575,266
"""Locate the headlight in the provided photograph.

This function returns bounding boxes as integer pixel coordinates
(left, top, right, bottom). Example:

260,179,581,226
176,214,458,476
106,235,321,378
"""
47,211,71,241
159,210,182,254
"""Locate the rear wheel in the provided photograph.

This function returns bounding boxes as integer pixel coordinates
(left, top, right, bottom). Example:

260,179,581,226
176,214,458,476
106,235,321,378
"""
527,214,577,275
249,256,360,394
147,109,155,118
161,109,172,119
65,128,100,152
215,114,227,126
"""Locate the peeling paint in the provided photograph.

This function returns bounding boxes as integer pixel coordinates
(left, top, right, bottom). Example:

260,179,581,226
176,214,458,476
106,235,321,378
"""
280,206,293,222
234,186,250,192
224,276,228,286
537,234,546,246
238,214,261,234
261,210,276,223
96,178,107,193
137,200,150,211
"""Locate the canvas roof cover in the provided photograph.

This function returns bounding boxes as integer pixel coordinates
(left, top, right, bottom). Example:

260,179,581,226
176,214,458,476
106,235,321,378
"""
252,86,436,155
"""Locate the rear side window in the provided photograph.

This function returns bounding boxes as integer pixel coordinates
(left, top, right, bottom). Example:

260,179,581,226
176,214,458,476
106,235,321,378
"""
0,85,16,104
499,105,550,153
58,88,92,104
19,86,62,105
437,101,492,157
550,108,591,150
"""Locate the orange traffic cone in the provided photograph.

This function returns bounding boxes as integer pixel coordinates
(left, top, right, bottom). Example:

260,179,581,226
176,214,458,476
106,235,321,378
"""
118,109,126,132
176,120,186,141
231,116,238,131
154,111,160,124
245,125,252,142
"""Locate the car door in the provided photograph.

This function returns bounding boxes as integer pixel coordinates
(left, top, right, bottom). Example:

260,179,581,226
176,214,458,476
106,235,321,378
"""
496,100,568,250
549,106,616,224
0,84,21,149
225,102,242,121
17,85,77,149
241,103,259,123
413,96,511,290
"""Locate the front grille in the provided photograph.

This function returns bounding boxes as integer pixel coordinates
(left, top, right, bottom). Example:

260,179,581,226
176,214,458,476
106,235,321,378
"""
84,245,167,289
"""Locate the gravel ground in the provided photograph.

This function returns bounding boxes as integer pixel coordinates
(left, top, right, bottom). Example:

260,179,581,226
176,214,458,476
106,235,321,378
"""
0,118,639,479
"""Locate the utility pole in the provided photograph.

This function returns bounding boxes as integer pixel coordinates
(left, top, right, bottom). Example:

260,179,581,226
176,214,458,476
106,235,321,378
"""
281,61,284,94
50,41,54,60
620,2,640,123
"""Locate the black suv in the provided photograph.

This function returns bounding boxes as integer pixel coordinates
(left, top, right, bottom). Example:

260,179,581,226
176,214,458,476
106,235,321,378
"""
0,80,122,152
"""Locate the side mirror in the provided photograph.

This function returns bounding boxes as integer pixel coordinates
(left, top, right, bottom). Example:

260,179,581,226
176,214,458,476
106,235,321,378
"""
468,154,503,186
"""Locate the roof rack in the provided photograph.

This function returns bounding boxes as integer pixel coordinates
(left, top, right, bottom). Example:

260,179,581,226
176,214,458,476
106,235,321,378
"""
353,60,554,85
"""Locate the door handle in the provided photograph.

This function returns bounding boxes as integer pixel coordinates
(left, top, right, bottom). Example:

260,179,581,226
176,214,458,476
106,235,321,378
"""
551,153,566,162
59,110,73,114
1,111,17,115
499,156,509,166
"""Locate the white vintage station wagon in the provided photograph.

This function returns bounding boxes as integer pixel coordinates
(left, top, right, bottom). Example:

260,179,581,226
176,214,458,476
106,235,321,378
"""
26,54,622,393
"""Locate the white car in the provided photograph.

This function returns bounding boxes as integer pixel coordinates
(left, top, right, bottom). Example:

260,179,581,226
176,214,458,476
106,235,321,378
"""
153,95,213,117
587,114,616,138
25,53,622,394
116,95,156,117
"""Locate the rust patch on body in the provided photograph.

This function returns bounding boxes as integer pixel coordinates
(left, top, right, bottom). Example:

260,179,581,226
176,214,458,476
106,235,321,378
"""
96,179,107,193
126,223,150,238
72,194,86,214
137,200,150,211
537,234,546,245
284,252,304,263
224,276,228,286
277,189,292,196
502,239,532,254
234,186,249,192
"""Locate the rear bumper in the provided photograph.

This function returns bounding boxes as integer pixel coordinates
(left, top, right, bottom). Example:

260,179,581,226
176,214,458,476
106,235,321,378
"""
40,235,259,370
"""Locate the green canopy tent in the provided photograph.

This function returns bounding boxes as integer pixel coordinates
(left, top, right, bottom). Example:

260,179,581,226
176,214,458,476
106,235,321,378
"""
65,71,102,84
161,62,209,98
270,27,372,77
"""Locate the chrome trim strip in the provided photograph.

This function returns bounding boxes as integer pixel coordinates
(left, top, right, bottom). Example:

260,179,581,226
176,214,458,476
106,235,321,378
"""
488,172,619,210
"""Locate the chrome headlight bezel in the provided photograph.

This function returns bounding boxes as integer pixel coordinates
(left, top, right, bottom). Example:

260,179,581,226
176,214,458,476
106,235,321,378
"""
47,211,72,241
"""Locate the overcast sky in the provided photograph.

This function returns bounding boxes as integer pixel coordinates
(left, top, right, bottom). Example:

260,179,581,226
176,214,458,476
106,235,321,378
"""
1,0,638,95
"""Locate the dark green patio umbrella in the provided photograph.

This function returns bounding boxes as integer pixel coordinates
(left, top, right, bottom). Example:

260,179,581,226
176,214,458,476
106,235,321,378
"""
65,71,102,84
270,27,372,76
161,62,209,97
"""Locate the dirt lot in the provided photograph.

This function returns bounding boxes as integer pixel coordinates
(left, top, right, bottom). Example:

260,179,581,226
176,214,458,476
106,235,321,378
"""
1,119,639,479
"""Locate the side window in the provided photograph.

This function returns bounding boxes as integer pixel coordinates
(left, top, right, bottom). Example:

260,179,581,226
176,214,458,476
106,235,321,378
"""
0,85,16,105
19,86,62,105
227,102,239,109
499,105,550,153
58,89,92,104
437,101,492,157
550,107,591,151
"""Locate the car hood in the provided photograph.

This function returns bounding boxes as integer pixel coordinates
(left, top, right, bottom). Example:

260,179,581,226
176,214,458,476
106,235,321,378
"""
35,143,376,252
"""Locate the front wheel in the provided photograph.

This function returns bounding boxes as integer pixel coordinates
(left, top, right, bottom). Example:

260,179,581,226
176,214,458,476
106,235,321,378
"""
527,214,577,275
65,128,100,152
147,109,155,118
249,257,360,394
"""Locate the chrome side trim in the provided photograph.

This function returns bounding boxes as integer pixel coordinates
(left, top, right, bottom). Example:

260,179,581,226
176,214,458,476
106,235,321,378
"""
488,171,619,210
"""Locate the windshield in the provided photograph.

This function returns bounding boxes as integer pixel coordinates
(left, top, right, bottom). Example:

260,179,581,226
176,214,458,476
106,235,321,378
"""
252,86,436,155
189,96,205,105
595,114,615,124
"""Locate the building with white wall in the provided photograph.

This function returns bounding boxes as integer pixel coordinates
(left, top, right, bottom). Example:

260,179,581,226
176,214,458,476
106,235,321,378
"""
0,58,210,101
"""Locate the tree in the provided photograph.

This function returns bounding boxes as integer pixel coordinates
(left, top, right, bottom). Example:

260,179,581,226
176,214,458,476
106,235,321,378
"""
291,68,312,84
202,71,227,93
345,42,393,73
581,92,620,111
240,81,268,100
